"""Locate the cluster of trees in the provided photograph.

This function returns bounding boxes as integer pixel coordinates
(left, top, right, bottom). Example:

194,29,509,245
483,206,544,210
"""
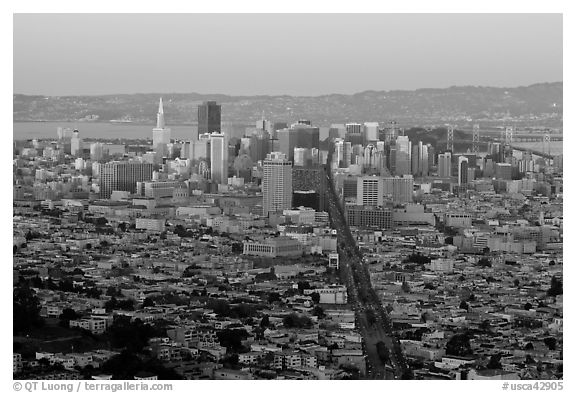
402,253,432,265
547,276,563,297
216,328,250,351
477,258,492,268
100,351,181,380
206,299,259,319
446,331,474,357
14,285,43,335
108,316,165,353
21,275,103,299
283,313,313,329
105,297,135,312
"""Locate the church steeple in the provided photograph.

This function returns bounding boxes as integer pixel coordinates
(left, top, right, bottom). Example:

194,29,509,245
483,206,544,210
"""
156,97,165,128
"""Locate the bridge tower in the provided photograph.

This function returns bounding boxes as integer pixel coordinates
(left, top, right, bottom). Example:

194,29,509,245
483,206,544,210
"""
446,125,454,152
543,133,551,156
472,124,480,153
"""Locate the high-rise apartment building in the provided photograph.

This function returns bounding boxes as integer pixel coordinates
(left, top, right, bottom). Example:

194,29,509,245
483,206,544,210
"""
383,175,414,204
100,161,154,198
209,133,228,185
198,101,221,135
262,152,293,216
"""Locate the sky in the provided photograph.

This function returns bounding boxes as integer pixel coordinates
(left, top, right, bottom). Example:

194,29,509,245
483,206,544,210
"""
13,13,563,96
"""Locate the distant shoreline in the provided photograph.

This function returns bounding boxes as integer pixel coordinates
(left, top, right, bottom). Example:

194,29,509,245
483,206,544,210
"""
13,120,199,127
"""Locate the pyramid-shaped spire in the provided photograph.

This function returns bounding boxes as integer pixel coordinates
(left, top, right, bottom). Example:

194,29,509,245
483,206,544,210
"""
156,97,165,128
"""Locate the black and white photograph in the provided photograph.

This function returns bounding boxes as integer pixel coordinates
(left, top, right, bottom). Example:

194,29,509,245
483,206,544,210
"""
10,7,566,389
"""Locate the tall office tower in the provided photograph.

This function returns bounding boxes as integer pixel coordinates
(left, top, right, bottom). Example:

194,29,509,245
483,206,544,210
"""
277,128,298,162
388,146,397,174
270,122,288,140
357,176,384,206
198,101,221,135
334,139,345,168
495,163,512,180
152,98,171,149
364,145,376,169
395,136,412,176
330,124,347,139
364,122,379,143
411,144,420,175
262,152,293,215
427,145,435,168
419,142,429,177
90,142,104,161
351,144,364,166
100,161,154,198
294,125,320,150
209,133,228,184
345,123,363,145
182,136,211,161
256,118,269,131
383,122,398,143
70,129,82,156
438,152,452,178
249,129,271,163
458,156,469,185
292,167,327,212
293,148,310,167
57,127,73,140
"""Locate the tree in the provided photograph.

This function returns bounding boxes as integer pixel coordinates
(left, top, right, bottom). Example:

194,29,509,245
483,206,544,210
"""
312,305,325,319
283,313,312,329
524,302,533,311
401,281,411,293
142,297,155,308
217,329,249,351
13,286,43,334
267,292,281,304
59,308,80,327
297,281,311,293
479,319,491,332
446,332,473,357
543,337,557,350
547,276,563,297
310,292,320,304
477,258,492,268
525,342,534,351
487,354,502,369
459,301,469,311
513,278,520,287
260,315,270,328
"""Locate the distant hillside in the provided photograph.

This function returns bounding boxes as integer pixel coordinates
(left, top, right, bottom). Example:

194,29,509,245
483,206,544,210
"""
13,82,562,127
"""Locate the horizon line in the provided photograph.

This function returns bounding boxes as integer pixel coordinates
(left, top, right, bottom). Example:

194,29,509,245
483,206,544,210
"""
13,81,563,99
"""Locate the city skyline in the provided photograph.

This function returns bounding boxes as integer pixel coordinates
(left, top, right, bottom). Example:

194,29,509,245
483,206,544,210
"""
14,14,562,96
12,10,564,385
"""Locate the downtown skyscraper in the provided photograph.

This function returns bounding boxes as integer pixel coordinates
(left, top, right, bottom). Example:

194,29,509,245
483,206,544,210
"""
152,98,171,149
262,152,292,216
209,133,228,185
198,101,221,136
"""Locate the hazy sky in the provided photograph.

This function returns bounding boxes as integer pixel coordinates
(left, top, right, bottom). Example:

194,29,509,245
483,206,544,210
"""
13,13,562,96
